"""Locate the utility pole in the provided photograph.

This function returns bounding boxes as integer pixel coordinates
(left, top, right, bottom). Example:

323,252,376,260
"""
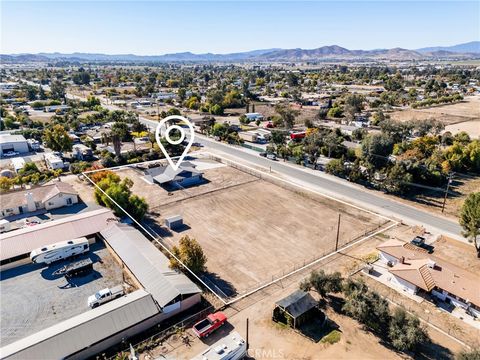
441,173,454,213
246,318,249,351
335,213,341,251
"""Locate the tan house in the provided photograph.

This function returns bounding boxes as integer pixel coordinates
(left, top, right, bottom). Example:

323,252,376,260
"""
377,239,480,318
1,182,79,218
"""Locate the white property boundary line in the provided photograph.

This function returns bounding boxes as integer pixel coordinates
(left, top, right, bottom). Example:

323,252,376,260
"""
82,169,229,306
82,154,398,306
226,221,398,305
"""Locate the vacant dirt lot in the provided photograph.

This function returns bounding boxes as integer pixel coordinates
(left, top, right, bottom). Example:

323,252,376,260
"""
129,163,386,297
390,95,480,137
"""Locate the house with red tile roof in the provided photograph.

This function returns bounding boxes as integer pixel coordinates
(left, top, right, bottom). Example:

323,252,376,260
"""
377,239,480,318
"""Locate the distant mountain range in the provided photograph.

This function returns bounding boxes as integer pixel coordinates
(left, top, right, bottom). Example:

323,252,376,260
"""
416,41,480,54
2,42,479,63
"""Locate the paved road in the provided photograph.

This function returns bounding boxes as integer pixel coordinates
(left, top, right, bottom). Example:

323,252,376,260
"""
196,136,465,240
59,88,464,239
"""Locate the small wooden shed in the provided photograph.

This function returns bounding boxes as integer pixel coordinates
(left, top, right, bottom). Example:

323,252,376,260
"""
273,290,321,329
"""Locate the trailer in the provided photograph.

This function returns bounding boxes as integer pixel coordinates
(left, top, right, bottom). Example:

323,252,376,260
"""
0,219,11,233
192,331,246,360
238,131,258,143
30,237,90,265
53,258,93,278
290,131,306,140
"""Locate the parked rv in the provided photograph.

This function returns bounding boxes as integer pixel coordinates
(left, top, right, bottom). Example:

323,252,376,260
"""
192,331,246,360
88,285,124,308
0,219,11,233
30,238,90,265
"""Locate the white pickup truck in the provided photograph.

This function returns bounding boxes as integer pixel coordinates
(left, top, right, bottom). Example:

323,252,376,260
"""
88,285,124,308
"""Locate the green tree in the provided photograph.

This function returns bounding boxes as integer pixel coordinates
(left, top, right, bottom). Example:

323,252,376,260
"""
300,270,343,298
42,125,73,152
270,130,287,147
111,121,129,157
170,235,207,273
361,133,394,169
459,192,480,257
0,177,13,191
72,69,91,85
388,308,429,352
342,285,391,334
95,175,148,221
50,80,66,102
327,106,343,118
384,164,413,194
325,158,346,177
275,103,299,129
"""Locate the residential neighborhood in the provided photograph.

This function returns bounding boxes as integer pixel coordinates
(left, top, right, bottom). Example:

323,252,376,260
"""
1,1,479,360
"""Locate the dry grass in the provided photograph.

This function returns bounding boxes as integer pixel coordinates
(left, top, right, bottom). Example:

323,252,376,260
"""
390,95,480,138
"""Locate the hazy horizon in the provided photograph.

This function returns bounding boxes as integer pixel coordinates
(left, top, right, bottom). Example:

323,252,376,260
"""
1,1,479,54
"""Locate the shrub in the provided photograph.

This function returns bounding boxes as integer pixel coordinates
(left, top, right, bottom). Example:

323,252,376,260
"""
321,330,341,344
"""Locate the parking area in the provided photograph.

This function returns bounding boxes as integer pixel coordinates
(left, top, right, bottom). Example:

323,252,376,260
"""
104,159,388,299
0,242,124,345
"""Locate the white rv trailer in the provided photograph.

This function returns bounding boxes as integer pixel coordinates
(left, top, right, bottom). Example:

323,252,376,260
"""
30,237,89,264
191,331,247,360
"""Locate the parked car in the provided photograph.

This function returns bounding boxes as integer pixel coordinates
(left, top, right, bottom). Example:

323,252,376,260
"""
259,152,267,157
410,236,434,253
266,153,277,160
3,151,19,157
88,285,124,308
192,312,227,338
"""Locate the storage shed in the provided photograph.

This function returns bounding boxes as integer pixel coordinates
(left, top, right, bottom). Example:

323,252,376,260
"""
165,215,183,229
273,290,321,329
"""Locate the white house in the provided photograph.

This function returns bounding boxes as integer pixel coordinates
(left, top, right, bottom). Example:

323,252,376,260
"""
11,157,26,173
245,112,264,121
45,153,64,170
72,144,93,160
377,239,480,317
0,134,29,156
1,182,79,218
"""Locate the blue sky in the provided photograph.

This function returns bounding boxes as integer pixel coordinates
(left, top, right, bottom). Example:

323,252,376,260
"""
1,1,479,54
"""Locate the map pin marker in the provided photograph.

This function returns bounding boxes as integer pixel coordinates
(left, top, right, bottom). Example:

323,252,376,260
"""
155,115,195,171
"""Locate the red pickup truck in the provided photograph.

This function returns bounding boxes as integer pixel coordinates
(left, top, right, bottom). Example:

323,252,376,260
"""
192,312,227,338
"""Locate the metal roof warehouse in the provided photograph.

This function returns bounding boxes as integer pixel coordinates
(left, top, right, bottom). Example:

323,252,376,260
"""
0,208,115,265
0,290,159,360
100,223,202,309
